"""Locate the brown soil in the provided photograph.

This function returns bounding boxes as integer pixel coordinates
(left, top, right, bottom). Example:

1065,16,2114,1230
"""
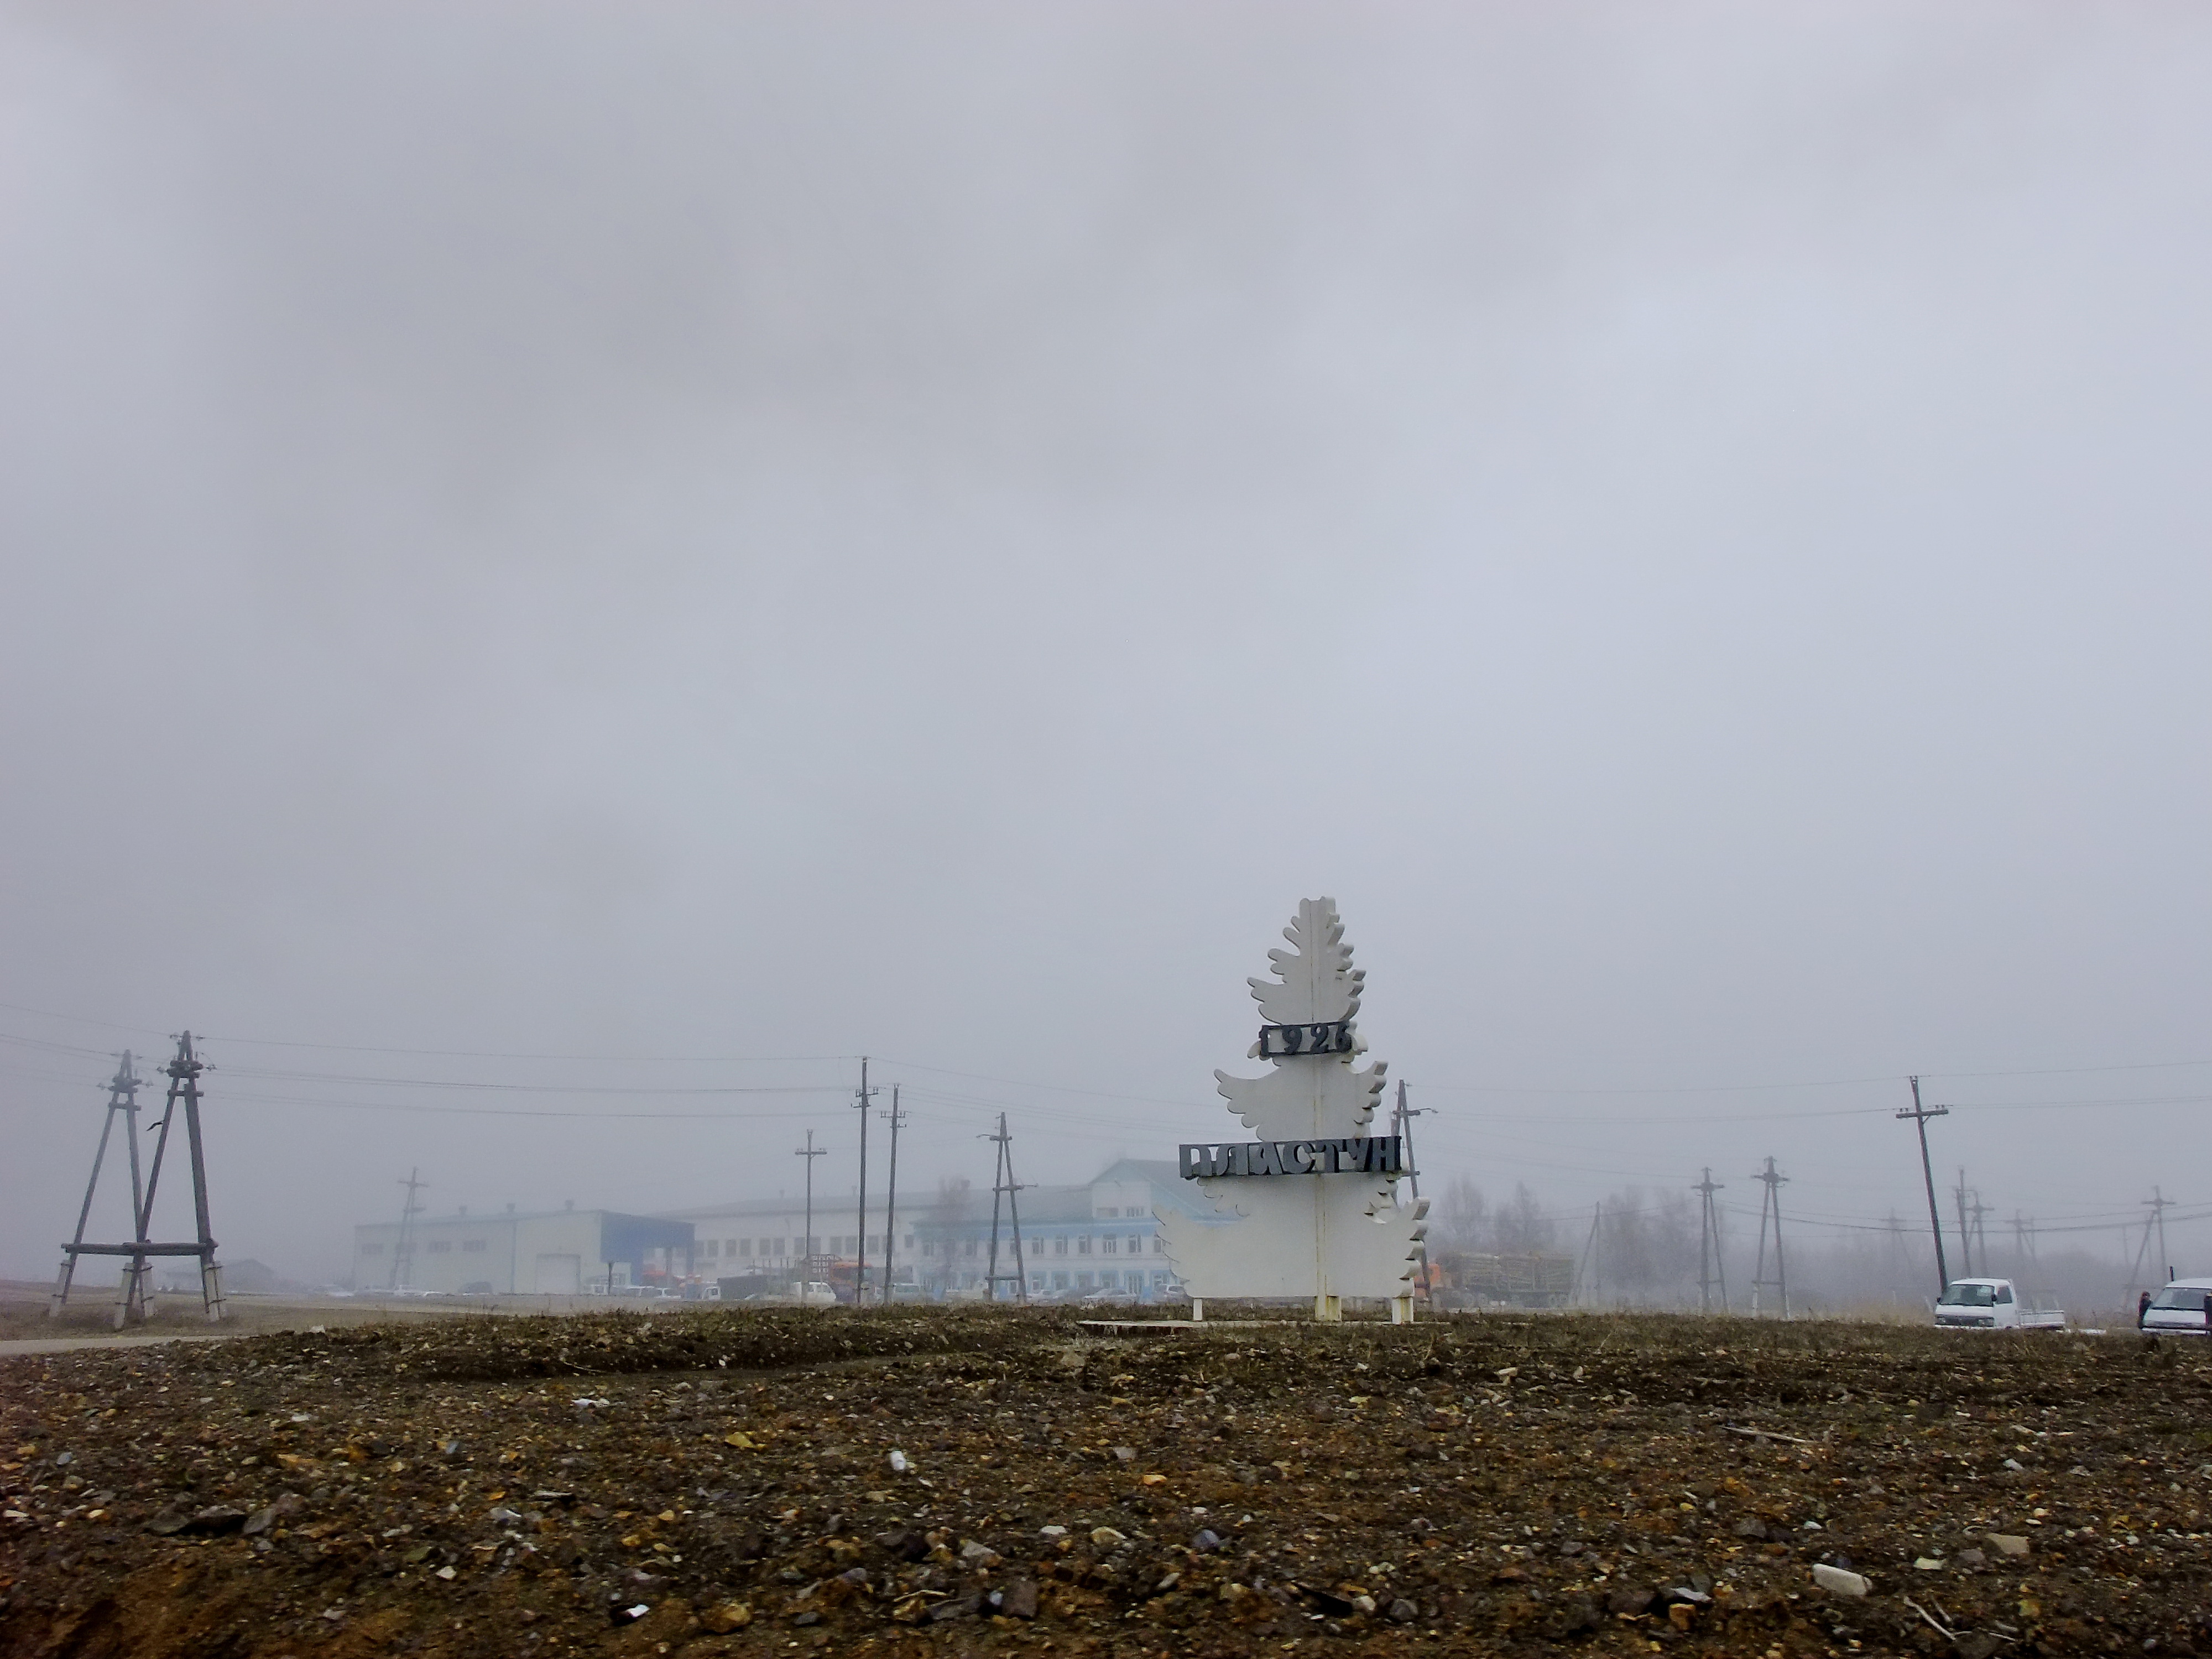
3,1308,2209,1658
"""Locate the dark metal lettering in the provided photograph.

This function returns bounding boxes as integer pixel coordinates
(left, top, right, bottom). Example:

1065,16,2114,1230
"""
1178,1135,1406,1180
1257,1020,1357,1059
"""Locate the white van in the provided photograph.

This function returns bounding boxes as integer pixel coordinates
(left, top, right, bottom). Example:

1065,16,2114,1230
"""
2139,1278,2212,1337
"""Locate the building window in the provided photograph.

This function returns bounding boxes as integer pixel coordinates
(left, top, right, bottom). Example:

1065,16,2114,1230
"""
1053,1235,1068,1255
359,1243,383,1257
963,1238,978,1258
1077,1272,1093,1290
1102,1235,1118,1254
771,1239,785,1258
1153,1271,1169,1289
1077,1235,1092,1255
463,1239,488,1253
427,1240,451,1254
1154,1236,1166,1254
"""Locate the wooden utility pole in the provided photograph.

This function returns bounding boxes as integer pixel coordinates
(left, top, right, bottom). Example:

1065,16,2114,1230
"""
794,1130,826,1288
1953,1169,1974,1279
879,1086,907,1305
1693,1167,1727,1313
1749,1157,1789,1317
853,1057,878,1305
982,1113,1028,1304
1897,1077,1952,1292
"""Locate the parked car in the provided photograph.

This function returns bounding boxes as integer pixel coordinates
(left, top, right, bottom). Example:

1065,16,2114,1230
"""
762,1281,837,1307
1933,1278,2066,1330
2139,1277,2212,1336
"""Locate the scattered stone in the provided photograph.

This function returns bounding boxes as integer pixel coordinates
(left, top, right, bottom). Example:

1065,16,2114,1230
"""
1987,1533,2032,1558
959,1538,998,1563
699,1602,752,1632
999,1578,1039,1619
1112,1446,1136,1462
1090,1526,1126,1547
888,1449,910,1474
1958,1547,1988,1569
1812,1564,1871,1598
1386,1598,1419,1624
1191,1527,1223,1552
608,1601,649,1626
927,1595,980,1622
1040,1524,1067,1537
1609,1588,1656,1616
1667,1603,1697,1632
1914,1556,1947,1571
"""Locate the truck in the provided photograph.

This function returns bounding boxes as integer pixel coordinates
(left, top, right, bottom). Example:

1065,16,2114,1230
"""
1934,1277,2066,1331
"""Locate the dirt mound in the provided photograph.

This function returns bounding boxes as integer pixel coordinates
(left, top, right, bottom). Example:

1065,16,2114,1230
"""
4,1310,2209,1656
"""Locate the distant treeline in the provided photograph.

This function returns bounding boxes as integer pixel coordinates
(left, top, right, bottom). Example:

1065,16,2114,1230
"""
1426,1175,2148,1318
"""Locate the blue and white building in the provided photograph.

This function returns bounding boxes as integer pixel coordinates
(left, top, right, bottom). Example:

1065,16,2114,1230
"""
912,1158,1219,1300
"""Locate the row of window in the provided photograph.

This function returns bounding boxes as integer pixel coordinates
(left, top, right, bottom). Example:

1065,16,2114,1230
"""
358,1240,489,1257
700,1234,914,1260
948,1269,1170,1292
919,1234,1165,1258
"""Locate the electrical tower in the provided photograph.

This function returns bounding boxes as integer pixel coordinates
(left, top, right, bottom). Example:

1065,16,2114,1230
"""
1693,1167,1728,1313
389,1167,427,1292
1577,1200,1604,1306
2145,1187,2175,1283
1897,1076,1953,1292
879,1085,908,1306
2011,1212,2040,1280
49,1052,149,1322
794,1130,826,1288
1953,1169,1974,1279
1748,1156,1789,1317
53,1034,228,1324
981,1113,1029,1304
1966,1188,1992,1278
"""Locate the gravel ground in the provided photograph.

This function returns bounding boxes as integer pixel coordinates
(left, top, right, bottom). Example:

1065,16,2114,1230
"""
3,1308,2210,1658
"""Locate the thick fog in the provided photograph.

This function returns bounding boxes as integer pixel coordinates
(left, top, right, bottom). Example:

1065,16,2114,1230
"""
3,3,2208,1293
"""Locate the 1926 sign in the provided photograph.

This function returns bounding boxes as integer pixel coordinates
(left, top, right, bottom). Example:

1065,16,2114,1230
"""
1256,1019,1356,1057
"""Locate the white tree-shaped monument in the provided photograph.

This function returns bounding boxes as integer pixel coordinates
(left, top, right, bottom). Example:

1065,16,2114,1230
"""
1159,898,1430,1322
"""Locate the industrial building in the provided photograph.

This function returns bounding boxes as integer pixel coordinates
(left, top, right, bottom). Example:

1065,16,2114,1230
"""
658,1192,915,1288
910,1158,1219,1299
350,1203,693,1295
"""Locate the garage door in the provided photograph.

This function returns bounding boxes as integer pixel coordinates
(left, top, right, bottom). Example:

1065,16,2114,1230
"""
533,1253,581,1295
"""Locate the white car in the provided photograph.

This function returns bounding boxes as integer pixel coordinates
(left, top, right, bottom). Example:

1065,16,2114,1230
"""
2139,1277,2212,1337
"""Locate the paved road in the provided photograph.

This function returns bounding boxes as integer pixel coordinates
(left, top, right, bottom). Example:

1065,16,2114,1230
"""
0,1332,246,1357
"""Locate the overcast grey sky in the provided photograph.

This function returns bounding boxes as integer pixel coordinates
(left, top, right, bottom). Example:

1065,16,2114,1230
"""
4,3,2208,1287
